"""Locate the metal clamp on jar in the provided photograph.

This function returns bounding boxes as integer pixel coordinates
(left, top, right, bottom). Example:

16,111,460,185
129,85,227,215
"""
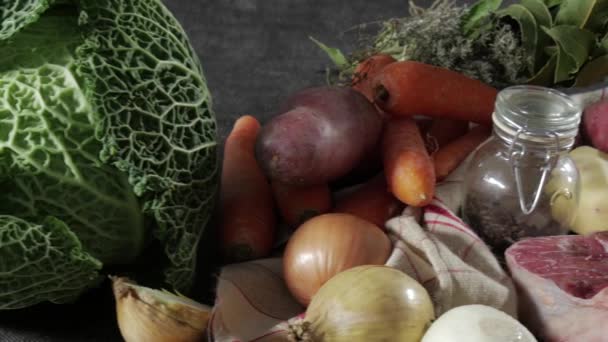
461,85,582,255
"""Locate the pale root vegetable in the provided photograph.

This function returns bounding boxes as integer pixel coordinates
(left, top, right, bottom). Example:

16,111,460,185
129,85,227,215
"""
256,86,383,186
583,100,608,153
282,213,391,306
548,146,608,235
421,305,536,342
290,265,434,342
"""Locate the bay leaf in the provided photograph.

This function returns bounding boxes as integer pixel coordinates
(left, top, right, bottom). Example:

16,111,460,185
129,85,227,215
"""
462,0,503,36
542,26,595,68
545,46,558,55
596,32,608,56
542,25,596,83
555,0,608,32
521,0,553,72
574,55,608,87
554,44,577,83
522,0,553,27
528,53,558,86
498,4,538,74
544,0,563,7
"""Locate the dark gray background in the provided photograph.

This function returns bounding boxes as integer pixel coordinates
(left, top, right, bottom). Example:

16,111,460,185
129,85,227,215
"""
0,0,479,341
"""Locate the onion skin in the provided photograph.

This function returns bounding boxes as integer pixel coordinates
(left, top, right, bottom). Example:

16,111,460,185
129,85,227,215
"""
283,213,391,306
421,305,537,342
302,265,435,341
112,277,211,342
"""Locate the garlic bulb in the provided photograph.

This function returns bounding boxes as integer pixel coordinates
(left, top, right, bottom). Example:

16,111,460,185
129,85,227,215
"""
290,265,435,341
111,276,211,342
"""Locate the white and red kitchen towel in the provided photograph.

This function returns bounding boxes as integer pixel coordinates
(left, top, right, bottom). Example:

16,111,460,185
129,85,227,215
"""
208,160,518,342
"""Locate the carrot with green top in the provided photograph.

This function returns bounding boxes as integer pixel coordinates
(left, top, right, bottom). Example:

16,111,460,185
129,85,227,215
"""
352,54,397,102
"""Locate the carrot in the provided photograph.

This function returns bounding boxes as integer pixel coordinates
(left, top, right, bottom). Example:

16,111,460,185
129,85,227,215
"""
372,61,498,126
352,54,397,102
382,117,436,207
425,118,470,154
220,115,276,263
433,125,491,181
333,173,404,229
272,181,332,227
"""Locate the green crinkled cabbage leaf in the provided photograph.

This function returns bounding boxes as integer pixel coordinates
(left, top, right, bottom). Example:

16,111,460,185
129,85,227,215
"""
77,0,219,291
0,0,54,40
0,215,102,310
0,0,218,309
0,15,144,264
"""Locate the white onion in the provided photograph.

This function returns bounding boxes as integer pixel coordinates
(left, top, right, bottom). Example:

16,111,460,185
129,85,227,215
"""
422,304,537,342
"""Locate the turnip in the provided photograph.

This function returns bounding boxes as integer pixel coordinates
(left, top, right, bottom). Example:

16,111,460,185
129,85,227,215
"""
421,305,537,342
549,146,608,235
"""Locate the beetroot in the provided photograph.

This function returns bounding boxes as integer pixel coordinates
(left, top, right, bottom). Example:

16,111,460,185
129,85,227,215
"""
256,86,383,186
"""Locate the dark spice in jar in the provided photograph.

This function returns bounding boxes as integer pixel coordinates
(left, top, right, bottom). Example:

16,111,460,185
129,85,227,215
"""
464,191,565,257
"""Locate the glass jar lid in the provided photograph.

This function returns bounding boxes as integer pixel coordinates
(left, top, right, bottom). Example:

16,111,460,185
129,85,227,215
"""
493,86,582,150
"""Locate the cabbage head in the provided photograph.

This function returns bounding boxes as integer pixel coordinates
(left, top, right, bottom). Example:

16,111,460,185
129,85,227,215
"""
0,0,219,309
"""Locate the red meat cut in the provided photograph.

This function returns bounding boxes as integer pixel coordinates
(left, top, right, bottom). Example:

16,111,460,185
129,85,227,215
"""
505,232,608,342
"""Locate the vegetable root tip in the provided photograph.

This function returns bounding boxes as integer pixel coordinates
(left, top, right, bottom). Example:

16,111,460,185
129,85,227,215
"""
374,84,390,104
287,318,313,342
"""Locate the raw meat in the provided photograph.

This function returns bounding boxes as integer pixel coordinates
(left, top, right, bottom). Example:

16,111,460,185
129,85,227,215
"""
505,232,608,342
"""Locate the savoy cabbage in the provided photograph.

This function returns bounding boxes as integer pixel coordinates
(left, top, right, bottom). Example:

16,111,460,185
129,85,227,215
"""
0,0,219,309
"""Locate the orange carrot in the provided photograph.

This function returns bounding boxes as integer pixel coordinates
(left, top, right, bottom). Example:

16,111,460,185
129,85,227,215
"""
220,115,276,263
272,181,332,227
352,54,397,102
333,174,404,229
433,125,491,181
372,61,498,126
425,118,470,154
382,117,436,207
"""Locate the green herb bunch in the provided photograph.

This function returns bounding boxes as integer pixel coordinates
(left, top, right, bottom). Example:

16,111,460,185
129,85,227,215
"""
475,0,608,88
315,0,608,89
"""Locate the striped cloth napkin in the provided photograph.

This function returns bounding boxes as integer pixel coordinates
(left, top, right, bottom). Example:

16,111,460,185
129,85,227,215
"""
208,159,518,342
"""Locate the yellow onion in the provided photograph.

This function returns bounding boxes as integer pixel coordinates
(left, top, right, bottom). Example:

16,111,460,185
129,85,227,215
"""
111,276,211,342
289,265,435,342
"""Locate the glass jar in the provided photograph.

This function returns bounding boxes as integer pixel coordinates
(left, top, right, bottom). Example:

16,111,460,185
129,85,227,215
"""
461,85,582,255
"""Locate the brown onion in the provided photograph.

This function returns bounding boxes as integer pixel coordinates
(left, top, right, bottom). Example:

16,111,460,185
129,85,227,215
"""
283,213,392,306
289,265,435,342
